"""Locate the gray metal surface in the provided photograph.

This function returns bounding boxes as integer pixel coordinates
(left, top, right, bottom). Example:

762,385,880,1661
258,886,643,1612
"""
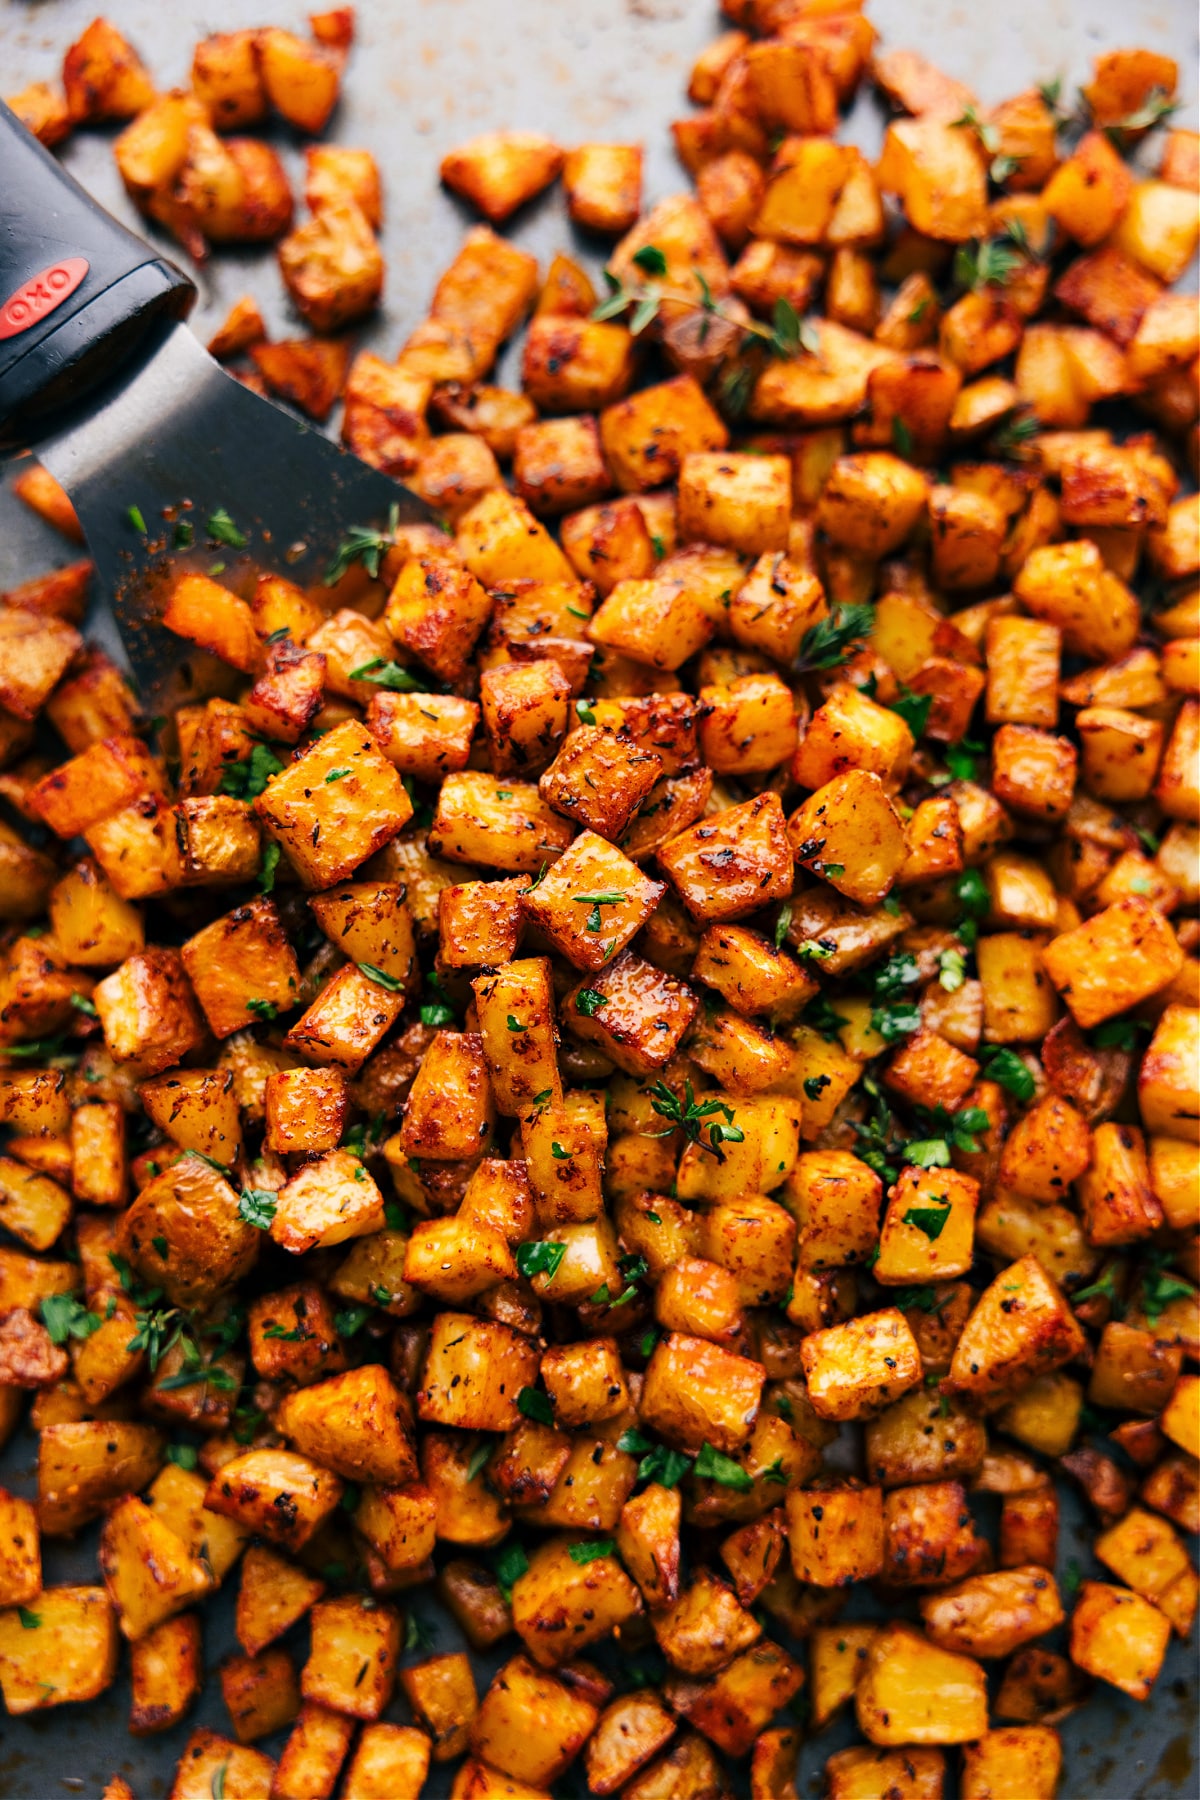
0,1,1197,1795
36,319,426,700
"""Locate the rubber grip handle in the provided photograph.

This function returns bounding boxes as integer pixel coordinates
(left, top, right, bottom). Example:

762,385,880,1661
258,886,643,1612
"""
0,101,195,433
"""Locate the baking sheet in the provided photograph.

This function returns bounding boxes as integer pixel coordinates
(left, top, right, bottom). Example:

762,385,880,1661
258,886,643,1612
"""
0,0,1197,1793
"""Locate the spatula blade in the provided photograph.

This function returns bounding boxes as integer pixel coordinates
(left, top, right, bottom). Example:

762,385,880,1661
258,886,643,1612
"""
37,320,429,699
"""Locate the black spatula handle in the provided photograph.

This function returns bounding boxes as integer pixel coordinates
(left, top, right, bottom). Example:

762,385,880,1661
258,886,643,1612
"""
0,101,195,433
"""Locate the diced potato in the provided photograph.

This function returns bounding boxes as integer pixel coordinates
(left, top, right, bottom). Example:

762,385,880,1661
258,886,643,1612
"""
167,1729,274,1800
417,1313,541,1432
1042,897,1184,1029
1139,1005,1200,1140
640,1332,765,1453
301,1595,400,1722
99,1494,212,1641
826,1746,946,1800
1069,1580,1171,1700
801,1309,922,1421
0,1585,118,1713
919,1566,1064,1658
510,1536,641,1667
255,721,412,890
269,1148,386,1256
856,1621,988,1745
130,1612,202,1738
205,1450,343,1553
960,1727,1062,1800
946,1255,1086,1406
874,1166,979,1284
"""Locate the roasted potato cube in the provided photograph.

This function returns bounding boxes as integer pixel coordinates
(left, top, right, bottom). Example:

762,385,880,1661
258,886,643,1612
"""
919,1565,1064,1659
947,1254,1086,1406
279,199,382,331
856,1620,988,1745
787,1483,883,1586
255,721,412,890
269,1148,385,1256
789,771,907,908
513,415,611,520
396,1651,478,1763
522,313,635,414
440,130,563,222
405,1216,517,1302
667,1639,804,1759
341,353,430,476
877,117,987,240
0,1488,39,1607
801,1309,922,1421
785,1149,882,1270
655,1255,745,1345
1093,1505,1195,1637
263,1068,347,1157
305,143,381,225
588,576,714,672
275,1364,418,1487
471,957,562,1116
521,830,663,971
339,1724,430,1800
658,792,793,924
470,1653,598,1787
368,691,478,785
119,1152,258,1309
1013,540,1139,662
540,1339,629,1429
5,80,72,148
959,1727,1061,1800
640,1331,764,1453
98,1495,211,1641
0,1584,118,1714
1160,1373,1200,1460
417,1313,540,1432
167,1728,274,1799
1139,1006,1199,1142
1069,1580,1170,1700
795,682,914,793
283,962,405,1076
398,1030,494,1163
38,1419,164,1537
539,726,663,840
479,658,572,777
63,17,154,122
271,1700,355,1799
692,924,818,1022
236,1544,325,1658
599,375,728,494
584,1690,676,1795
205,1450,343,1554
644,1565,762,1680
564,949,698,1078
563,142,643,233
826,1745,947,1800
874,1165,979,1285
129,1612,202,1738
297,1595,400,1723
1042,897,1184,1029
384,551,490,685
676,452,791,555
430,771,573,874
178,897,299,1041
510,1536,641,1668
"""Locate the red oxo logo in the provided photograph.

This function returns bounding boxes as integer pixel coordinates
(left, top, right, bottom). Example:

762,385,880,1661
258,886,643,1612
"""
0,257,89,341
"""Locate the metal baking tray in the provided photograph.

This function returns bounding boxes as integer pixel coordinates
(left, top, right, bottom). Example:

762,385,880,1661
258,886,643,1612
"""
0,0,1196,1793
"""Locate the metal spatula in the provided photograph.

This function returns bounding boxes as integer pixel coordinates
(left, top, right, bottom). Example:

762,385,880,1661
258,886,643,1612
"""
0,102,429,699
